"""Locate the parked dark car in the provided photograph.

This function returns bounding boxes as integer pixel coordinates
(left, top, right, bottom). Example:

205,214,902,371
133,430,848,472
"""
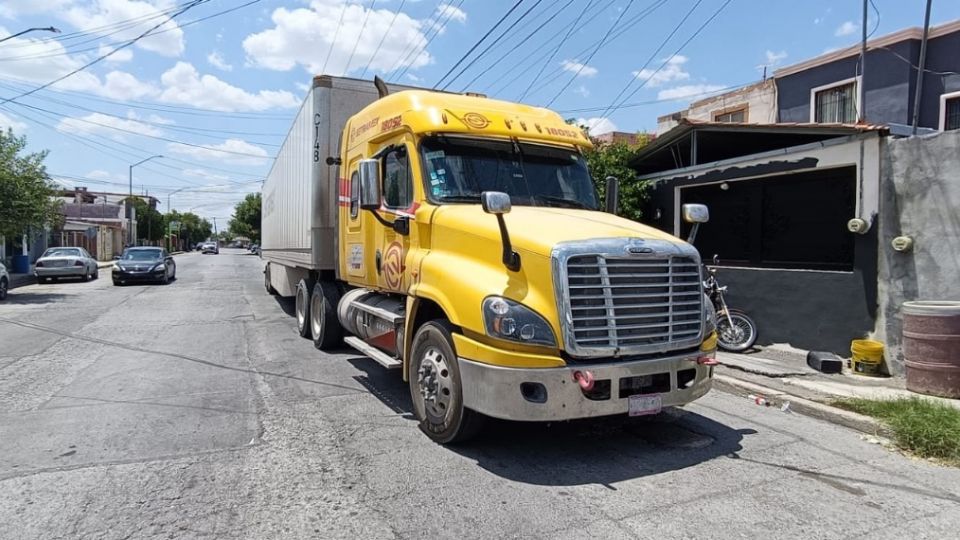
112,247,177,285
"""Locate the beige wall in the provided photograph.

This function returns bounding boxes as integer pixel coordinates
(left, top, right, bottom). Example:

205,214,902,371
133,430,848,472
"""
657,79,778,135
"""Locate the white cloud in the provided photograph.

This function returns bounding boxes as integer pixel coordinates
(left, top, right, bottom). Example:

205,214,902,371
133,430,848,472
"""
574,84,590,98
756,50,787,73
99,43,134,63
0,111,27,132
62,0,185,57
633,55,690,87
183,168,230,183
56,112,165,141
166,138,270,166
242,0,451,75
158,62,299,112
576,117,617,136
86,169,114,180
835,21,858,37
98,70,158,100
814,17,823,25
295,82,311,93
657,84,727,101
426,2,467,34
405,73,422,83
560,59,598,78
207,50,233,72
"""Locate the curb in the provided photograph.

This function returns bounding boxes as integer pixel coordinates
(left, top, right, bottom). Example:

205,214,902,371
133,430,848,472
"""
713,374,892,438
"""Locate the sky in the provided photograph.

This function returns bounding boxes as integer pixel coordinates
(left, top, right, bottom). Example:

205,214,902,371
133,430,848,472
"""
2,0,959,223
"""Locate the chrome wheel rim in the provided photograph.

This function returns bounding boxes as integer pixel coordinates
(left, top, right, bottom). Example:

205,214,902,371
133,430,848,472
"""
310,291,322,337
295,286,306,330
719,315,753,347
416,346,453,422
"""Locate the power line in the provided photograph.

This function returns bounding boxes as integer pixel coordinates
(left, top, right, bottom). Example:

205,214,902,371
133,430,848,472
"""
1,0,209,105
544,0,636,107
605,0,733,114
360,0,407,79
439,0,546,91
0,4,183,49
390,0,448,79
517,0,598,101
322,2,351,74
432,0,527,89
556,81,756,113
596,0,704,122
344,0,379,74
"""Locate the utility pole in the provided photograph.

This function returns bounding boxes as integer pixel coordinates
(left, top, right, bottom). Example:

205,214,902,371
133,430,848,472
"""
912,0,934,135
127,155,162,246
858,0,867,123
0,26,60,43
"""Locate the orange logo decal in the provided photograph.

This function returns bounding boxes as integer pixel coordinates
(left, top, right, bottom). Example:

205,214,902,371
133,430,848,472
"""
383,242,404,290
462,112,490,129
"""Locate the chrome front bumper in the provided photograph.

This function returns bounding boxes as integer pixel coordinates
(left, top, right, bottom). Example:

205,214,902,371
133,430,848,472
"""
35,267,87,277
458,353,713,422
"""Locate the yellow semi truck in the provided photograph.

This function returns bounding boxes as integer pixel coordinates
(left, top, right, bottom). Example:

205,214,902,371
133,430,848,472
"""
262,76,717,443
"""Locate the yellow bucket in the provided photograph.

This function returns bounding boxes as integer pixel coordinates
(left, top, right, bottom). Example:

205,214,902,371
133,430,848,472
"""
850,339,885,377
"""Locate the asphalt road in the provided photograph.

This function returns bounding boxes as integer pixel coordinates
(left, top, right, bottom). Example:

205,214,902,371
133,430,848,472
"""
2,249,959,539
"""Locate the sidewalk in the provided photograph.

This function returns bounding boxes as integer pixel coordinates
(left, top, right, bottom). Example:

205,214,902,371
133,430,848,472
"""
713,344,960,435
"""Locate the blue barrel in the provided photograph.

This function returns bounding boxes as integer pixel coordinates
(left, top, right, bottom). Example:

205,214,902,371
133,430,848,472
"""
11,254,30,273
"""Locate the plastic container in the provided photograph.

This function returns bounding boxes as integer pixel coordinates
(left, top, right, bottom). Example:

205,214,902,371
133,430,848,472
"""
11,254,29,274
850,339,885,377
903,301,960,398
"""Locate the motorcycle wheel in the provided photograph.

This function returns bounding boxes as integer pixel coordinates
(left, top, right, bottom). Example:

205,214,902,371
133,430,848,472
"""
716,310,758,352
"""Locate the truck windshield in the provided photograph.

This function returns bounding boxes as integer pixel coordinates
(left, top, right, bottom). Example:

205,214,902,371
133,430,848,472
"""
420,136,599,210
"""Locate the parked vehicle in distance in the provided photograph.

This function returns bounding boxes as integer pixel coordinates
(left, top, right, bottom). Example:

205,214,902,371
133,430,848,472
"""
112,247,176,285
249,244,260,255
201,242,219,254
0,262,8,300
34,247,99,282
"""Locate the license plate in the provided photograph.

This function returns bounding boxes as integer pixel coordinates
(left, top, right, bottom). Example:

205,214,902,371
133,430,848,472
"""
628,394,662,416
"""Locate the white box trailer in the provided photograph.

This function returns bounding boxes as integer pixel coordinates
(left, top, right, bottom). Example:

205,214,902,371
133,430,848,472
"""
262,76,412,296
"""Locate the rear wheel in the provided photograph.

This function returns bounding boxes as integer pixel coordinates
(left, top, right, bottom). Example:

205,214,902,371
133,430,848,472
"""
81,271,90,282
409,321,484,444
310,281,342,350
295,278,314,338
264,263,277,295
93,267,99,279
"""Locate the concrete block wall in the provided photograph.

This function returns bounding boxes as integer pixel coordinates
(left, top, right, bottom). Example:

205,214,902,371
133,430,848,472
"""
875,130,960,374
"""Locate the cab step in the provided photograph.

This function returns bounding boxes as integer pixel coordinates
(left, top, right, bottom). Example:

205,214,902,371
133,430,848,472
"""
344,336,402,369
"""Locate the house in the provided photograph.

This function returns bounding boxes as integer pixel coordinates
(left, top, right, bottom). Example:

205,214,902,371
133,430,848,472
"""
592,131,653,146
657,79,777,134
657,19,960,134
53,202,125,261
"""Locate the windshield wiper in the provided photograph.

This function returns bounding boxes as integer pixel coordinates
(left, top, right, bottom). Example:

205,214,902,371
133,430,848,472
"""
535,195,591,209
437,194,481,203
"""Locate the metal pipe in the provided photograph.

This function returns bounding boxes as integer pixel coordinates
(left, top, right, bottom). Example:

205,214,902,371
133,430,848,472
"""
859,0,867,122
911,0,934,135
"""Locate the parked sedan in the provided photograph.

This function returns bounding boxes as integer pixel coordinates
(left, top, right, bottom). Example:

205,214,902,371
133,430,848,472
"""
112,247,177,285
0,262,8,300
34,247,99,282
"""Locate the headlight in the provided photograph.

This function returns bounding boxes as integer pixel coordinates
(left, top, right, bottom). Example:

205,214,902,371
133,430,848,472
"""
151,263,166,272
703,293,717,335
482,296,557,347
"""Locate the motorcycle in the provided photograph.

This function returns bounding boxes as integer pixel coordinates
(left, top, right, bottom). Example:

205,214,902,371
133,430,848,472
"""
704,255,758,352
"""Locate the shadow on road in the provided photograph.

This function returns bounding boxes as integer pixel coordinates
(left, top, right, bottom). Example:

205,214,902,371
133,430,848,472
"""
1,293,70,305
273,296,296,317
349,355,749,486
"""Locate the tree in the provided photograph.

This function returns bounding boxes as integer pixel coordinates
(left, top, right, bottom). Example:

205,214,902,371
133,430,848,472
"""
0,129,62,241
165,210,212,247
124,197,165,243
228,192,261,243
583,137,651,222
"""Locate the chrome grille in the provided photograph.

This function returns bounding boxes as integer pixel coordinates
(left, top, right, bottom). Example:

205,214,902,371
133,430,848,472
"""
562,253,702,356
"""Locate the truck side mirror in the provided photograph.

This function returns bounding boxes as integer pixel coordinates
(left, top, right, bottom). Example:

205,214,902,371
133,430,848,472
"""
358,159,381,210
681,203,709,244
481,191,511,214
481,191,520,271
605,176,619,215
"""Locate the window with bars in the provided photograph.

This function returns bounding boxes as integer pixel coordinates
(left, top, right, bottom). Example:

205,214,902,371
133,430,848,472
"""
814,82,857,123
944,97,960,131
714,108,746,123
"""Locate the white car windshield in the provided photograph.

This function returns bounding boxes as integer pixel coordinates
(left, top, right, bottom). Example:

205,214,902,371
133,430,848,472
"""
43,248,81,258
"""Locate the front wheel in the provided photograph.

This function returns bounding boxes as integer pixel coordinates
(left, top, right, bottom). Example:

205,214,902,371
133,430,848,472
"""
409,321,484,444
716,310,758,352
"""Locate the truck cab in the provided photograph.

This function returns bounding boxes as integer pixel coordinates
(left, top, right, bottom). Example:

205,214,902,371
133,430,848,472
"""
275,81,717,444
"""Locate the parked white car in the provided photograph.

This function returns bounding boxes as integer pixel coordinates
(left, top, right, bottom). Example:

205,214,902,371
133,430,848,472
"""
34,247,99,282
0,262,8,300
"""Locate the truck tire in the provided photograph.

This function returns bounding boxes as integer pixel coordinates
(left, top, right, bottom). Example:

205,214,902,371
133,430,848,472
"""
310,281,343,350
295,278,314,339
263,263,277,295
409,320,484,444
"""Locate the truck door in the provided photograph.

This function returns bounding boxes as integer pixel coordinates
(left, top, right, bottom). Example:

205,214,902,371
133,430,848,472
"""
376,142,415,293
342,159,368,282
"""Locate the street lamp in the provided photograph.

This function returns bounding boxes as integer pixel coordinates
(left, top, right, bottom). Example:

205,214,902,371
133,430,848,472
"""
0,26,61,44
128,155,163,246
